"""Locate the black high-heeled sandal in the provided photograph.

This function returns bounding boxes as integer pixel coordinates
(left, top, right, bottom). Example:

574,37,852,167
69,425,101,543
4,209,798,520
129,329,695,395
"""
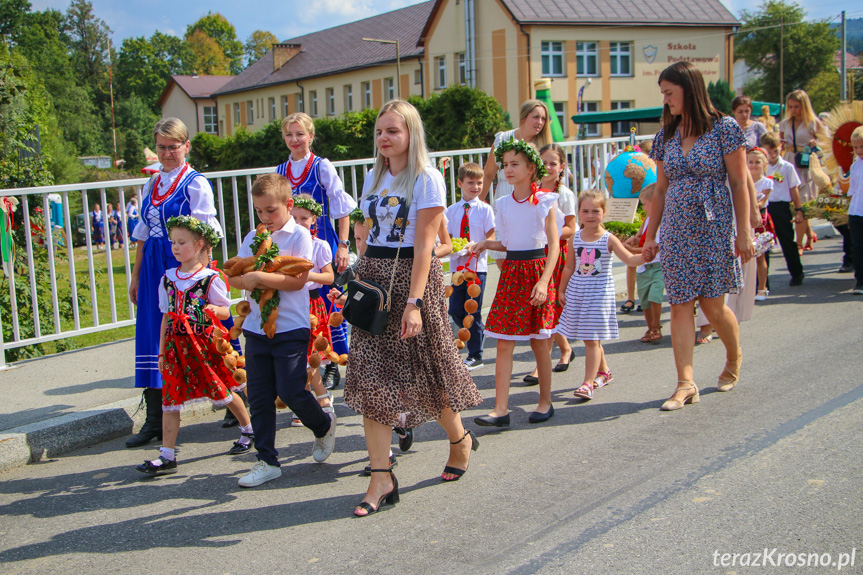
354,470,399,517
441,429,479,482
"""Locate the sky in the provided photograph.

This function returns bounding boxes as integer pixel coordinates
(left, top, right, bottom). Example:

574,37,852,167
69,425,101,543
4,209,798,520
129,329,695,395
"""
29,0,859,48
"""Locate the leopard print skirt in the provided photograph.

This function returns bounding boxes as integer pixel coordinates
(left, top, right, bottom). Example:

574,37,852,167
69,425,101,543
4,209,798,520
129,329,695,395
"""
344,255,482,428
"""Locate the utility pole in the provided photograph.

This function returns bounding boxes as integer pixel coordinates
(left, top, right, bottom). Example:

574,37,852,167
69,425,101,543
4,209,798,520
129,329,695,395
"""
840,11,847,101
108,51,118,167
779,16,784,115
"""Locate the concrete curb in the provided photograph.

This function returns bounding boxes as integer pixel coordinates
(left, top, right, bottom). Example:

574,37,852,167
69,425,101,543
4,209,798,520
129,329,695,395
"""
0,394,219,473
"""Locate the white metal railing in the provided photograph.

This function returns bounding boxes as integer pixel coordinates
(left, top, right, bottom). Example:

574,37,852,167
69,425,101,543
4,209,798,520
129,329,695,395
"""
0,135,649,367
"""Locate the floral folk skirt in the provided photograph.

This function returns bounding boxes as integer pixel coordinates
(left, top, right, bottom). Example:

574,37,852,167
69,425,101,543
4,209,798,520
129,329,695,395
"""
162,332,243,412
485,257,557,340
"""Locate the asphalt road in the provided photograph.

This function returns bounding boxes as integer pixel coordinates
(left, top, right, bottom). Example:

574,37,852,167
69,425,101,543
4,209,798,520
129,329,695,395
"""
0,237,861,575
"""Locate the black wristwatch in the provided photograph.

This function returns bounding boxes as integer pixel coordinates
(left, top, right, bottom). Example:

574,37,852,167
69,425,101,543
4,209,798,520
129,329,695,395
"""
407,298,424,309
795,208,804,213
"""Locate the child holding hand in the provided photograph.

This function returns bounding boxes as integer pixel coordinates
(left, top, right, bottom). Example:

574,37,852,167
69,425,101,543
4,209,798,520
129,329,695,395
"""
556,191,643,400
748,148,774,300
135,216,252,476
470,139,559,427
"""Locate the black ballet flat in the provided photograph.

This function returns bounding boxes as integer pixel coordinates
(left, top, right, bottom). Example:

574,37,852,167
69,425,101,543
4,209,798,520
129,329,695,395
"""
528,405,554,424
552,362,570,373
522,374,539,386
395,427,414,452
474,414,510,428
354,470,399,517
441,430,479,482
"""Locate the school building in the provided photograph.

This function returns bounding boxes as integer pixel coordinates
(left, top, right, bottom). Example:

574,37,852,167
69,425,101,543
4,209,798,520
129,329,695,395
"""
209,0,738,140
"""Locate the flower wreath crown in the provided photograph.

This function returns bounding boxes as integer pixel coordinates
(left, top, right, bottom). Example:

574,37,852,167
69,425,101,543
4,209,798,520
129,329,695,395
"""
166,215,221,248
494,137,548,181
293,196,323,217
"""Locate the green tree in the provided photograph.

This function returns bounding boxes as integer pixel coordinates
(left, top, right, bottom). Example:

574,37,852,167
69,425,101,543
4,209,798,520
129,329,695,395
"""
115,32,196,112
186,29,231,75
0,0,30,41
245,30,278,66
63,0,112,98
122,129,144,171
804,69,840,113
707,80,736,114
186,12,243,73
114,92,158,146
415,84,508,150
736,0,839,102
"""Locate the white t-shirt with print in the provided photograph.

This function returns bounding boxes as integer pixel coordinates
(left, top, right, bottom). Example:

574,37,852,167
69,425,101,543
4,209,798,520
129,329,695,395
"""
360,168,447,249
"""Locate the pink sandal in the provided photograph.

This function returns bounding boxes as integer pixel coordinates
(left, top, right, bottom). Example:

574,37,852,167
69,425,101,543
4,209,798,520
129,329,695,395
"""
593,371,613,389
573,382,594,400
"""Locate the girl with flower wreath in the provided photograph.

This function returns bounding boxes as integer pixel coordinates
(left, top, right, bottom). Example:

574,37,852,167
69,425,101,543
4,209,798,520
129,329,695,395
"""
135,216,253,477
290,194,336,425
469,138,560,427
276,113,356,390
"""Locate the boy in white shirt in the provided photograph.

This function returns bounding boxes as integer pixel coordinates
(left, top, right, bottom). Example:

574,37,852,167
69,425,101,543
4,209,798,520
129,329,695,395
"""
227,173,336,488
847,126,863,295
762,132,805,286
445,163,495,370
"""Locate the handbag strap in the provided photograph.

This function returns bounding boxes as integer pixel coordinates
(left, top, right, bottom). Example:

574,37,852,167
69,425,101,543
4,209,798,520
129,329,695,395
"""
791,119,798,153
383,207,410,311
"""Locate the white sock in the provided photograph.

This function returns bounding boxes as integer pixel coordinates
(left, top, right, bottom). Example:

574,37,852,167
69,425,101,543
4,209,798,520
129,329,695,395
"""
389,449,393,458
159,447,175,462
238,424,253,445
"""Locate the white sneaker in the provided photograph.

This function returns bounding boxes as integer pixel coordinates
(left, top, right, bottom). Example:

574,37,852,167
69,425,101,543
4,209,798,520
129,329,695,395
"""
238,460,282,487
312,411,336,463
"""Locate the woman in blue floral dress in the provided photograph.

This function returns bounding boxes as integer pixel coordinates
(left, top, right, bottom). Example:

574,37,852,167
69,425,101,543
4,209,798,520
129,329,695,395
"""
641,62,755,411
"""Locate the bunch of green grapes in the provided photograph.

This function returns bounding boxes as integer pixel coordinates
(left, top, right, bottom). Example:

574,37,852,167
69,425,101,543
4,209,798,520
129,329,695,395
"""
451,237,469,253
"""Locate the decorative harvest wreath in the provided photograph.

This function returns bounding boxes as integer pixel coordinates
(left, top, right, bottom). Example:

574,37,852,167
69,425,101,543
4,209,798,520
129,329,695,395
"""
494,137,548,181
166,215,221,248
293,196,323,217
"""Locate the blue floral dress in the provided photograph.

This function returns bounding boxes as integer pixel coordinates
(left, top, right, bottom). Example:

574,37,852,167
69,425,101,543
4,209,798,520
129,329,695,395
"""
650,116,745,304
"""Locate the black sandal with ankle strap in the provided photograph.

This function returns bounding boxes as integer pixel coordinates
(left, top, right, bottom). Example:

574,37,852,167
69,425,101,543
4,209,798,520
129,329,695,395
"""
441,430,480,482
354,469,399,517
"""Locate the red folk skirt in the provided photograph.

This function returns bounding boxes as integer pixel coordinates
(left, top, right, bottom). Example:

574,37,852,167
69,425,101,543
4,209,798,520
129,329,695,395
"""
485,257,557,340
162,332,241,412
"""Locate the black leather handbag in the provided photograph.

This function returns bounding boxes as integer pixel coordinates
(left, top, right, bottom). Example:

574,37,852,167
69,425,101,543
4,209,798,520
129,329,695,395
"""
341,216,407,336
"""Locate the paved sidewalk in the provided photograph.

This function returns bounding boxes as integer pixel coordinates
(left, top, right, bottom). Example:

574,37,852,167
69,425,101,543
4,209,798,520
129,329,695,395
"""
0,221,837,472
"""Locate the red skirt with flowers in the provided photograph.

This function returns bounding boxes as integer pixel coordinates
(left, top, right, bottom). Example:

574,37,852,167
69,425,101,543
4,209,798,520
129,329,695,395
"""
547,239,568,325
485,257,557,340
307,295,333,364
162,332,242,412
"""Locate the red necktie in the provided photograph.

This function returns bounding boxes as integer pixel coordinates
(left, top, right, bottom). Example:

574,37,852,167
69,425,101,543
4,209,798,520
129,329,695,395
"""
460,203,470,240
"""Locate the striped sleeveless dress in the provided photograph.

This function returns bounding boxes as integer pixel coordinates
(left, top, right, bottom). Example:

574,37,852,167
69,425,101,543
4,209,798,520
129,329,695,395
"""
555,230,619,341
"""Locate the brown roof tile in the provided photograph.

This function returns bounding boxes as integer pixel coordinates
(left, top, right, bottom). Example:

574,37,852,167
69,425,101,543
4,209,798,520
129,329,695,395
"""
500,0,738,26
214,1,434,97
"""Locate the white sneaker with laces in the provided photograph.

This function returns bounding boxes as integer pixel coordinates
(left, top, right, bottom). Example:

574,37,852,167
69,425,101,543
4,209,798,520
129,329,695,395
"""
312,411,336,463
238,460,282,487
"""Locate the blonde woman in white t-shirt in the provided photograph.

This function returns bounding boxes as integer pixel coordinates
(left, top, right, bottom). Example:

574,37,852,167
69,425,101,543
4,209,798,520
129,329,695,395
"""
332,100,481,517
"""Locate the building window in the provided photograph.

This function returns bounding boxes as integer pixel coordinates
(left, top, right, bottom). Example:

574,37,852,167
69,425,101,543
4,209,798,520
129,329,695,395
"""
310,90,318,117
576,42,598,77
580,102,600,137
457,52,467,84
414,69,422,84
362,81,371,109
435,56,446,89
541,41,564,77
344,85,353,112
611,101,633,136
553,102,567,138
385,77,394,101
282,95,289,117
268,98,275,121
298,92,304,113
233,103,241,126
246,100,254,125
610,42,632,76
203,106,218,134
326,88,335,115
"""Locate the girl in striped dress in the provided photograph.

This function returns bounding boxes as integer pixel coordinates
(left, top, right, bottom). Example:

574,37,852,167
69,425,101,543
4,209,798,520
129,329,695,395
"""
556,190,643,400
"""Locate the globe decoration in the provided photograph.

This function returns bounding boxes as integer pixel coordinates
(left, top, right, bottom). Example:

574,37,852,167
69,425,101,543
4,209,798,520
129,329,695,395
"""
604,148,657,199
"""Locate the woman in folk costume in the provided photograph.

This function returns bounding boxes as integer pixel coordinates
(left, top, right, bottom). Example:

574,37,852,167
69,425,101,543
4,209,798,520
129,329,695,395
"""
127,118,224,448
276,112,356,389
